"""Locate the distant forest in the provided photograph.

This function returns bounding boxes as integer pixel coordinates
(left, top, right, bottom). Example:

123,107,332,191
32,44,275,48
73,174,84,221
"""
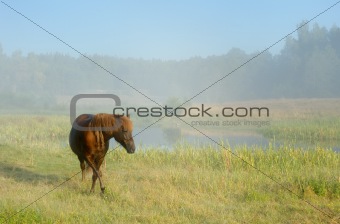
0,23,340,110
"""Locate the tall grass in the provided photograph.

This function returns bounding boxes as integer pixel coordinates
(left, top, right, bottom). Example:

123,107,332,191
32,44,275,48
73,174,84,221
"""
262,117,340,143
0,115,70,150
0,115,339,223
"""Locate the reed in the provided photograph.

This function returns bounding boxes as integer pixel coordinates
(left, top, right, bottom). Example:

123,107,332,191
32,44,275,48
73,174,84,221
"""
262,117,340,142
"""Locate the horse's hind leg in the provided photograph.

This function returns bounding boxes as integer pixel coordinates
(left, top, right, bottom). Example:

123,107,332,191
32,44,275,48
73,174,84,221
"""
78,156,86,181
91,171,98,193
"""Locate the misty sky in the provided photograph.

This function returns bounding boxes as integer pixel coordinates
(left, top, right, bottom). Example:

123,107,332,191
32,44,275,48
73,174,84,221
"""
1,1,339,60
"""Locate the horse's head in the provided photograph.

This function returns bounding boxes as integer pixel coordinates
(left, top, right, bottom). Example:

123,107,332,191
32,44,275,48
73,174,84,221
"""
114,115,136,154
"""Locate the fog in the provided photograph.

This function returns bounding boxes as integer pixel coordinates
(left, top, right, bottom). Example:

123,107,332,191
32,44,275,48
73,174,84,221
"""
0,23,340,113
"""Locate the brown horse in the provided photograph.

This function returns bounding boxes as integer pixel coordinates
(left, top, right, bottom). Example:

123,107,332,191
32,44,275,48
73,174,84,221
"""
69,113,135,193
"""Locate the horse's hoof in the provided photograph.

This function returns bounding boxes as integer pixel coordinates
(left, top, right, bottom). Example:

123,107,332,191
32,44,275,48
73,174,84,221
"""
101,187,105,193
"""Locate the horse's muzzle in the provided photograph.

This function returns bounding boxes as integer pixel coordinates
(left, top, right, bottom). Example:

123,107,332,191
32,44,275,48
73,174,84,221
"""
127,145,136,154
126,142,136,154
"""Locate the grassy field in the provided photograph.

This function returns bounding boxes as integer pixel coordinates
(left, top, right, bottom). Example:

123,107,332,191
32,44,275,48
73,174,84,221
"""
261,117,340,143
0,115,339,223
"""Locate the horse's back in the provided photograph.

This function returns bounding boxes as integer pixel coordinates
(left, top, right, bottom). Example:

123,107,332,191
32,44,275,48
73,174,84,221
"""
74,114,94,127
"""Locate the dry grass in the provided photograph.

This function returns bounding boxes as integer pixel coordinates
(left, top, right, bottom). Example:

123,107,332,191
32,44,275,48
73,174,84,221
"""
0,142,339,223
0,111,339,223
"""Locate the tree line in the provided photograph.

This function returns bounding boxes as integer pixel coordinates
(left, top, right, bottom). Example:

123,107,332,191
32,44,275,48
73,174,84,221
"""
0,23,339,110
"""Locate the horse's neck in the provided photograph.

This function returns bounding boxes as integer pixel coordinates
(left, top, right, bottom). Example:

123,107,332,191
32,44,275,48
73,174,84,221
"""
102,129,119,141
100,116,121,141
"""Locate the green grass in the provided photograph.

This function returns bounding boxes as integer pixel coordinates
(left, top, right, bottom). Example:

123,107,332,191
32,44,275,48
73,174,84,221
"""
0,115,339,223
262,117,340,143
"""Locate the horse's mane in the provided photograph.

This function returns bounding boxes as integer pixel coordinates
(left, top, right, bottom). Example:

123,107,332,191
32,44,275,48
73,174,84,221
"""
89,114,121,149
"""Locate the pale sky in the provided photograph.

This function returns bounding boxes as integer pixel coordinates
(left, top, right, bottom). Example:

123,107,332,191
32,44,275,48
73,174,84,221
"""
1,0,339,60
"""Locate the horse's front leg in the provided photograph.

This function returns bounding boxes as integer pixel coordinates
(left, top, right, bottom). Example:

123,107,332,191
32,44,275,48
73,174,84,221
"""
86,156,105,193
90,167,104,193
91,171,97,193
